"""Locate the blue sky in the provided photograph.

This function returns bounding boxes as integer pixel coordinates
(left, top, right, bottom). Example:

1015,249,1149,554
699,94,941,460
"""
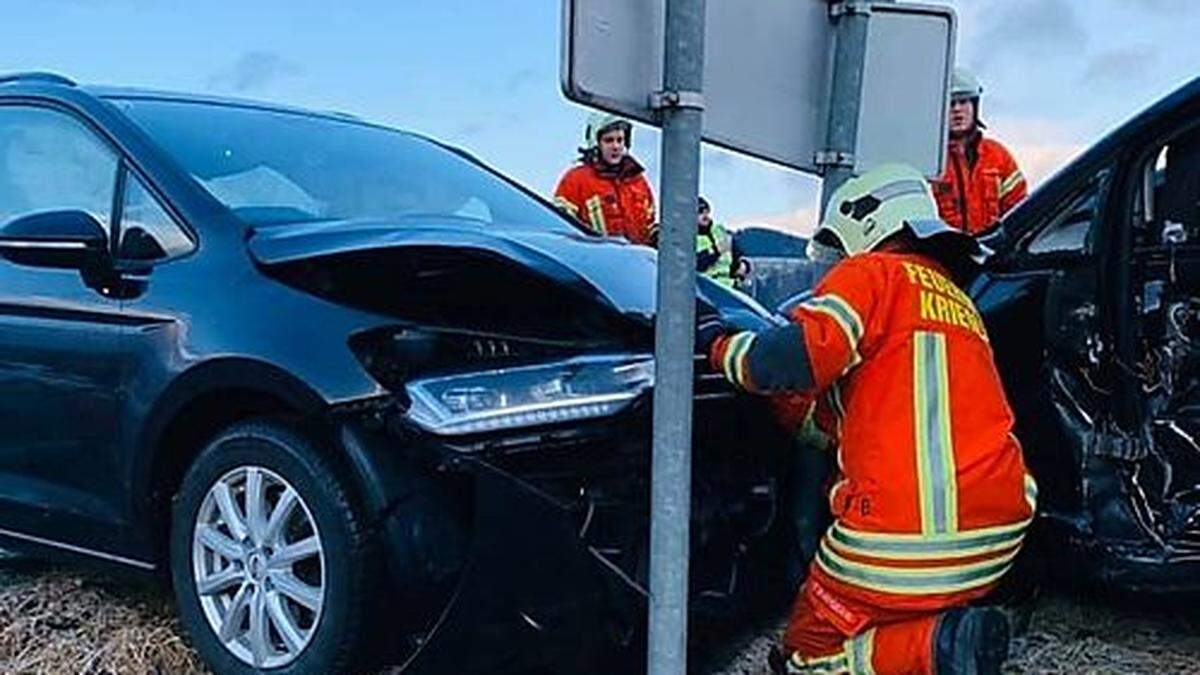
3,0,1199,232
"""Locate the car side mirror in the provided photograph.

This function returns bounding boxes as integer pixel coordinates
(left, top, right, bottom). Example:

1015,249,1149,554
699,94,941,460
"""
0,210,109,270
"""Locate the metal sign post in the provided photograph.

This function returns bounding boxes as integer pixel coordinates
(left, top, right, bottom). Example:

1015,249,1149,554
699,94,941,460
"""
647,1,704,672
560,2,956,672
818,2,870,215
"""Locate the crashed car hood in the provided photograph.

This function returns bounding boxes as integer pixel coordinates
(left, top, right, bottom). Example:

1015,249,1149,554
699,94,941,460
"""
247,217,773,330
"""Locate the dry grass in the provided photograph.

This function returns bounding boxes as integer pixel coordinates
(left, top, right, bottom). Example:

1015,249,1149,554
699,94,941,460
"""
1005,590,1200,674
706,591,1200,674
0,558,204,675
0,553,1196,675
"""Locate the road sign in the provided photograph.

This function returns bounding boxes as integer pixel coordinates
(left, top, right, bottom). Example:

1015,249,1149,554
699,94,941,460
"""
561,0,956,177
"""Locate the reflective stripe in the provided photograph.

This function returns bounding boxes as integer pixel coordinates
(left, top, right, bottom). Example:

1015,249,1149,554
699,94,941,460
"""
722,332,756,389
913,332,958,535
585,196,607,234
845,629,876,675
999,171,1025,198
827,519,1028,561
790,651,848,674
830,383,846,418
823,382,846,438
802,294,863,344
732,333,754,387
816,539,1018,595
554,195,578,216
1025,473,1038,512
801,294,864,368
871,179,929,202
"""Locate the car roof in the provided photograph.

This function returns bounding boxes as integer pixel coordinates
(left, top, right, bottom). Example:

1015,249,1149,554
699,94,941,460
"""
83,85,363,122
0,72,365,125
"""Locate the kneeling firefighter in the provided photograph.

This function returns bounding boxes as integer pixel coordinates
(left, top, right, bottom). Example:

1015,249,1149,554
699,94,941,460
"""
701,164,1037,674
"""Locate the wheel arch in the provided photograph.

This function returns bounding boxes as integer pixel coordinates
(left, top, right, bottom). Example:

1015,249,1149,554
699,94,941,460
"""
131,357,332,561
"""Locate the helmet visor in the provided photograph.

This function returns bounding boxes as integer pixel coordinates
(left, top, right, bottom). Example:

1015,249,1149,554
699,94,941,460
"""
806,233,846,263
906,218,992,263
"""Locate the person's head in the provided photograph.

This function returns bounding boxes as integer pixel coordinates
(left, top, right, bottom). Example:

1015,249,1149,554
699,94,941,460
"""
949,67,984,138
583,112,633,166
808,163,988,277
698,196,713,229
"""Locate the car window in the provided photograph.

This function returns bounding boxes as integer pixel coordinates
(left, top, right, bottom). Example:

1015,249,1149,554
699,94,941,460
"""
111,98,579,234
0,106,118,237
1141,126,1200,247
1025,169,1110,256
118,171,195,261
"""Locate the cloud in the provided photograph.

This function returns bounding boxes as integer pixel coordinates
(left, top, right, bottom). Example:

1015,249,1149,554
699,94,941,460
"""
730,114,1085,236
989,116,1087,186
780,172,818,210
455,121,487,139
702,148,736,172
503,67,540,95
1081,46,1159,86
730,207,818,236
1116,0,1190,10
968,0,1088,69
207,51,302,93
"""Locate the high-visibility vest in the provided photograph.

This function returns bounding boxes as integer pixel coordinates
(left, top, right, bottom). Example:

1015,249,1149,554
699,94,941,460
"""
698,222,734,287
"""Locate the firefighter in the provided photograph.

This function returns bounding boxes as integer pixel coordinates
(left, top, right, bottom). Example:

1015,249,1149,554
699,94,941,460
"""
697,196,737,287
701,164,1036,674
931,67,1027,235
554,112,657,245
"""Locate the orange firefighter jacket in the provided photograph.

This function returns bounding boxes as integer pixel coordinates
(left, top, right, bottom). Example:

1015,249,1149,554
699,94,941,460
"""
932,132,1027,236
711,251,1036,610
554,158,656,246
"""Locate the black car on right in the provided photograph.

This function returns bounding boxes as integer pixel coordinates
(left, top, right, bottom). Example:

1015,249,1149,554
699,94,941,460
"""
972,75,1200,592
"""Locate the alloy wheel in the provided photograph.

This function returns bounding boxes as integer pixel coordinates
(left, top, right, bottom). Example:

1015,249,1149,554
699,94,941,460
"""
192,466,325,669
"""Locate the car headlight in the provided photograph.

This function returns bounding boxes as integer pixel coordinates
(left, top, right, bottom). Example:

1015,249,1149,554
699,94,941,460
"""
404,354,654,436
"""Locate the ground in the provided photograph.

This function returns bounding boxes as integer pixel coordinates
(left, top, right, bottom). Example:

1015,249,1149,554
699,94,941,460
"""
704,590,1200,675
0,554,1198,674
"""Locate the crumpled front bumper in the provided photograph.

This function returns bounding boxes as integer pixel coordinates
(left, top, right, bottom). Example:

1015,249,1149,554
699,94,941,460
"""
394,454,625,673
339,370,788,672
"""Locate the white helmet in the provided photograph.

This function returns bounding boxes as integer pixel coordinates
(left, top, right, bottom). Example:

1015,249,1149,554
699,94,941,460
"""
951,67,984,102
950,67,986,129
583,112,633,150
809,164,987,263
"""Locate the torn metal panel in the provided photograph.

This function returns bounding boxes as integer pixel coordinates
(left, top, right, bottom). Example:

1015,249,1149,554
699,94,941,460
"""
1041,283,1200,582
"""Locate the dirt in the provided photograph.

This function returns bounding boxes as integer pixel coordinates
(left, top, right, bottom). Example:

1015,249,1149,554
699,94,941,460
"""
0,554,1196,675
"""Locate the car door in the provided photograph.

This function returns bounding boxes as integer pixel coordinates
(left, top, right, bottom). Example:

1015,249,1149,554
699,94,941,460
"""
0,104,132,554
973,164,1116,518
1111,122,1200,558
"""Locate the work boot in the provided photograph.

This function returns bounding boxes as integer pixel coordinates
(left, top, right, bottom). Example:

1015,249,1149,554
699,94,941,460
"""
766,644,790,674
934,606,1010,675
767,645,826,675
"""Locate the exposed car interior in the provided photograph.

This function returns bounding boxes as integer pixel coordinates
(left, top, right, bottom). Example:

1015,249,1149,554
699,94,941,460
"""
1118,124,1200,563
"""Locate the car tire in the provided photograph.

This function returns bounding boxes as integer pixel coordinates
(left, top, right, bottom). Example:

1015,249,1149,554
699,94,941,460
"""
169,418,383,674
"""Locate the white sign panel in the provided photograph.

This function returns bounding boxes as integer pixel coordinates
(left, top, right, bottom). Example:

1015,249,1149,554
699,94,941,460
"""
561,0,956,177
857,4,956,176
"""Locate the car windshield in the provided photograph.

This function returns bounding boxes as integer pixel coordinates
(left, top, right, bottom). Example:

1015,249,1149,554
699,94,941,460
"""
111,97,576,232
